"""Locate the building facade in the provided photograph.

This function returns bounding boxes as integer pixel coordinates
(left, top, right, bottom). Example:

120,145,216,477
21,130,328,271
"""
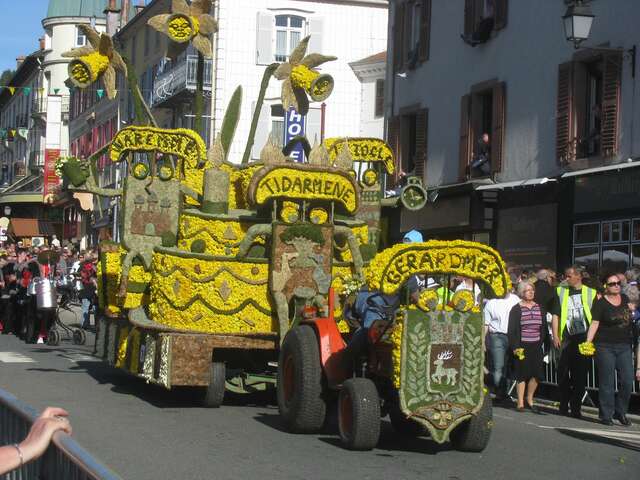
385,0,640,274
67,0,388,242
349,51,386,138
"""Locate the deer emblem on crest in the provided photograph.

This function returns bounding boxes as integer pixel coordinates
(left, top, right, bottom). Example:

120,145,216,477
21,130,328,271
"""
431,350,458,386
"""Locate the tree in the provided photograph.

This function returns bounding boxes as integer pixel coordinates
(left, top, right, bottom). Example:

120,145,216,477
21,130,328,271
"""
0,69,15,86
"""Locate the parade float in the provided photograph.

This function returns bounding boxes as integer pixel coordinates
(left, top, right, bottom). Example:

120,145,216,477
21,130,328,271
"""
277,241,511,451
57,2,509,452
56,4,410,406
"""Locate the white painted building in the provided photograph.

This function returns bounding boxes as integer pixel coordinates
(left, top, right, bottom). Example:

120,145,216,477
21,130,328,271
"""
152,0,389,162
349,51,386,138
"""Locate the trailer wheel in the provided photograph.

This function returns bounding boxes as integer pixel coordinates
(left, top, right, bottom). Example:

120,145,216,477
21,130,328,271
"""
203,362,226,408
338,378,381,450
450,394,492,452
389,401,426,437
277,325,326,433
47,329,60,346
73,329,86,345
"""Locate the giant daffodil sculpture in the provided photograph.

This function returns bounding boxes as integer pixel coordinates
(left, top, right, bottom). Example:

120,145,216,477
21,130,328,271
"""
62,25,126,100
148,0,217,59
274,36,337,115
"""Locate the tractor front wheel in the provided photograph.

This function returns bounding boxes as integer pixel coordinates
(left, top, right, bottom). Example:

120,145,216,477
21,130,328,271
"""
450,394,493,452
338,378,381,450
277,325,326,433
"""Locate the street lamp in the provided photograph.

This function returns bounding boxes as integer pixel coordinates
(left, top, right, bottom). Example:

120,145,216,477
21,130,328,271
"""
563,1,594,49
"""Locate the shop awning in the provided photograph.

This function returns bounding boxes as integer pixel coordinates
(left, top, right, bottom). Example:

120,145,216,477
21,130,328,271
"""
9,218,56,237
561,160,640,178
475,177,557,190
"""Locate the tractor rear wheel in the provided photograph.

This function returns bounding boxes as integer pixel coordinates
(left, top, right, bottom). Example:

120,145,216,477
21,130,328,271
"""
450,394,493,452
203,362,226,408
338,378,381,450
277,325,326,433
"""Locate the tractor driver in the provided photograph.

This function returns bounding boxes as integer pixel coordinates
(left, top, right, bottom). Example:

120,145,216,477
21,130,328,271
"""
344,230,425,361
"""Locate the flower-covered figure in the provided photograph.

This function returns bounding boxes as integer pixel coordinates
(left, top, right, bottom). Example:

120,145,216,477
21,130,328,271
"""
62,25,127,100
148,0,218,58
274,36,337,115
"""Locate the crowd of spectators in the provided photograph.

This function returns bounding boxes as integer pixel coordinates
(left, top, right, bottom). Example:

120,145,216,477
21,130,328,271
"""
0,241,98,343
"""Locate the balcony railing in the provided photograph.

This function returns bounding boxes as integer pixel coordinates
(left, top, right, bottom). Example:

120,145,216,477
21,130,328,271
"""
32,94,70,116
152,55,212,108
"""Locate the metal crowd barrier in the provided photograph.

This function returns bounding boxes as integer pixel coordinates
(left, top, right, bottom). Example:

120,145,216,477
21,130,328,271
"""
0,388,122,480
542,347,640,396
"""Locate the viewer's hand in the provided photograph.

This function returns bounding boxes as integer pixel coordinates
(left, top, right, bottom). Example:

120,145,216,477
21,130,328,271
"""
553,336,561,349
19,407,72,462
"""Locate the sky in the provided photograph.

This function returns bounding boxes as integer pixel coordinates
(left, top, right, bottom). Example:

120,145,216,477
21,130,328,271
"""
0,0,49,74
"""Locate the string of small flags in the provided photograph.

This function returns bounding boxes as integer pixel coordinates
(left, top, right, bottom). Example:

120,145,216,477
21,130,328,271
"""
0,85,115,99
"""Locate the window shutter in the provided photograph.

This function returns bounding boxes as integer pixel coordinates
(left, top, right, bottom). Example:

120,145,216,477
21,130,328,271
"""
463,0,475,37
419,0,431,62
494,0,508,30
601,51,622,157
387,116,401,182
307,18,324,55
491,82,506,173
414,108,428,179
459,94,471,181
393,3,405,72
251,101,272,160
256,12,274,65
556,61,575,163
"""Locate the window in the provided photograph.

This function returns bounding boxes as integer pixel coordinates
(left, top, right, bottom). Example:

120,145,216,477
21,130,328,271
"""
387,108,428,182
459,81,506,180
573,219,640,275
462,0,507,46
556,52,621,163
374,79,384,118
271,104,285,147
393,1,431,72
275,15,305,62
76,26,86,47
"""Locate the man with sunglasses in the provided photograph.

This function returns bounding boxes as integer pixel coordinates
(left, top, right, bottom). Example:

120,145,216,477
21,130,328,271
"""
551,266,596,419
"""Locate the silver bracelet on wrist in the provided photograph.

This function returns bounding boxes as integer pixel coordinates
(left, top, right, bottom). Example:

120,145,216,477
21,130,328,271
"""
12,443,23,467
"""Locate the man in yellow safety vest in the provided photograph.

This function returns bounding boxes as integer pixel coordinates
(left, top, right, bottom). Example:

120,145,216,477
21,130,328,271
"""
551,265,597,419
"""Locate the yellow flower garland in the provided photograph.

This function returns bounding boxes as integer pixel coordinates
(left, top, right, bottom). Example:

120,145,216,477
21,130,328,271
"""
514,348,525,360
149,251,273,334
389,318,404,389
365,240,511,297
178,213,266,256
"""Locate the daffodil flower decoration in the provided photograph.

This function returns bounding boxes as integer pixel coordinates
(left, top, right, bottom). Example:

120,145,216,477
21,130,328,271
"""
62,25,127,100
274,36,337,115
148,0,218,59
